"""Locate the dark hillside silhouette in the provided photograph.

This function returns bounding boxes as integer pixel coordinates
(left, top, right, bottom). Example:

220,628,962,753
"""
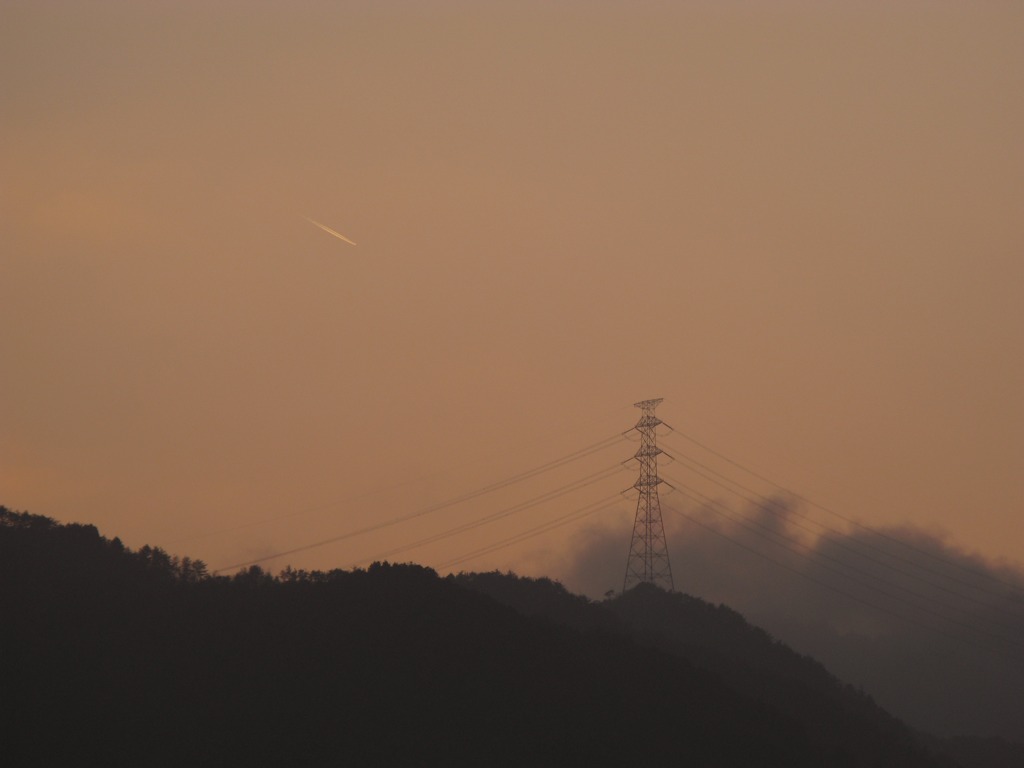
456,572,954,767
1,507,803,766
0,507,972,766
936,736,1024,768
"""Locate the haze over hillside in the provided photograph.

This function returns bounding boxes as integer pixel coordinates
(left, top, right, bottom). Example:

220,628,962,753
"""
562,494,1024,744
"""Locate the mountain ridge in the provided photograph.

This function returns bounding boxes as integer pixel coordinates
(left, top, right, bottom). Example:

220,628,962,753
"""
2,506,1014,766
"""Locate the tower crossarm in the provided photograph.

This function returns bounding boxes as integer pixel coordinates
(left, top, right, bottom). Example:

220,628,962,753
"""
634,445,663,459
634,416,663,431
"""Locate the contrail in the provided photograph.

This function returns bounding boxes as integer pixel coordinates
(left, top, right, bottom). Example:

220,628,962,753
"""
304,216,357,246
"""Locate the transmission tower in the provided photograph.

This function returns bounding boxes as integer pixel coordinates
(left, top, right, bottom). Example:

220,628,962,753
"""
623,398,674,592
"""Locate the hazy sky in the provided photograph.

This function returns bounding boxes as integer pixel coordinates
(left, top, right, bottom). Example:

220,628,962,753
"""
3,2,1022,585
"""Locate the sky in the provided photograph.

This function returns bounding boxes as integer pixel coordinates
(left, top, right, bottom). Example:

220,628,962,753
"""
3,1,1022,595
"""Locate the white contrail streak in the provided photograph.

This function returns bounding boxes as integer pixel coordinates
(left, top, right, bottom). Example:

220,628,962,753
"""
303,216,357,246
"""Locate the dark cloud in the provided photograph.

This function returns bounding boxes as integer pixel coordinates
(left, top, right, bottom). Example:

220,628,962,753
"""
561,496,1024,741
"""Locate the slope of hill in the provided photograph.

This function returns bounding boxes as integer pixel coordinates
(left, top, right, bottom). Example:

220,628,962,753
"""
457,571,949,766
457,572,1024,768
0,507,960,766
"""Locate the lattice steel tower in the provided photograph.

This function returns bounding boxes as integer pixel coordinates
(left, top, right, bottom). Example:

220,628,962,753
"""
623,398,674,591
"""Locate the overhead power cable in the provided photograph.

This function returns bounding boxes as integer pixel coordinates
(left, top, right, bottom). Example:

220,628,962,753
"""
662,500,1024,668
169,412,629,547
661,426,1024,598
663,475,1024,644
350,465,625,568
661,449,1021,613
436,495,624,571
214,433,625,573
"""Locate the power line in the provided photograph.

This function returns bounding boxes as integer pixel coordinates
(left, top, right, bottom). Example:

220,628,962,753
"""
660,448,1022,613
663,475,1024,645
350,466,625,568
214,434,625,573
662,500,1024,667
168,470,458,548
168,405,632,547
437,496,624,571
662,426,1024,597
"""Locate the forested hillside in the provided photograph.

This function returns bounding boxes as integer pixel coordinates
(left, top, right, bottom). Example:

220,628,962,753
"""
0,507,977,766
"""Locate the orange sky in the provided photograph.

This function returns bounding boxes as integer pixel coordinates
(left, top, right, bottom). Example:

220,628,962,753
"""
2,1,1022,584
